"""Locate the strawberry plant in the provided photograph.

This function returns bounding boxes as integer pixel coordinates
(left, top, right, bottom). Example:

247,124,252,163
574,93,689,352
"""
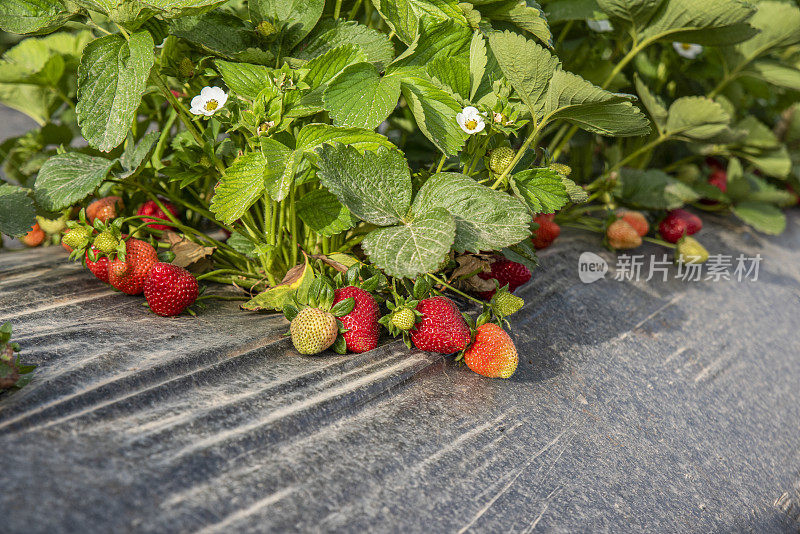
0,0,799,378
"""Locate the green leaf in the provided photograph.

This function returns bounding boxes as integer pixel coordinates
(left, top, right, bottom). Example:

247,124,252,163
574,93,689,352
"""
76,31,154,152
468,31,487,101
242,256,314,311
615,168,699,210
249,0,323,50
296,188,358,237
294,20,394,69
315,143,412,225
209,140,294,224
369,0,468,45
501,240,539,272
746,59,800,92
296,123,396,153
294,45,366,114
120,130,160,173
544,0,602,22
215,60,276,100
0,0,76,35
488,30,559,116
412,172,531,252
362,207,456,278
511,168,570,214
0,184,36,237
665,97,730,141
562,176,589,203
478,1,552,47
736,1,800,60
732,201,786,235
634,74,667,131
323,63,401,129
34,152,116,211
400,72,467,156
544,69,650,136
169,12,268,62
392,19,472,69
639,0,757,46
0,82,57,125
141,0,227,18
597,0,660,33
0,37,66,86
427,56,470,101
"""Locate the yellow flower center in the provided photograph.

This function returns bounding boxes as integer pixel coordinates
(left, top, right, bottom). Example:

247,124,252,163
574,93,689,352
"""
681,43,692,51
465,119,478,130
205,99,219,111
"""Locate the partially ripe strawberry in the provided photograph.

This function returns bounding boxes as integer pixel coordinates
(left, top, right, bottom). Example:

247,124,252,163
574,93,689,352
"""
492,290,524,316
108,238,158,295
85,246,110,283
144,263,199,316
290,307,338,355
137,200,179,231
464,323,518,378
607,220,642,249
410,296,471,354
531,213,560,249
477,258,531,299
658,209,702,244
618,211,649,237
21,223,45,247
87,196,122,223
333,286,379,353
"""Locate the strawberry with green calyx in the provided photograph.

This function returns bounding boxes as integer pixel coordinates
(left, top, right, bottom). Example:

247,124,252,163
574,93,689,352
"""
144,263,200,316
409,295,471,354
86,196,123,224
606,219,642,250
549,162,572,176
617,210,649,237
61,210,95,259
490,286,524,319
88,215,126,257
283,277,353,355
21,223,45,247
379,277,430,349
85,246,111,283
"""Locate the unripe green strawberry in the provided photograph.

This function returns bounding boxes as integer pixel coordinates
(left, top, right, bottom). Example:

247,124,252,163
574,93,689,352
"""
94,231,120,254
290,307,338,355
62,226,92,250
549,162,572,176
391,308,416,331
675,236,709,264
36,213,68,234
493,291,524,316
489,147,515,174
256,20,277,38
178,57,194,78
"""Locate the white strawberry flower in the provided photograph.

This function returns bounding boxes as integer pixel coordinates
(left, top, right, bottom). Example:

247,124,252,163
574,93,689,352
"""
586,18,613,32
456,106,486,134
190,86,228,116
673,42,703,59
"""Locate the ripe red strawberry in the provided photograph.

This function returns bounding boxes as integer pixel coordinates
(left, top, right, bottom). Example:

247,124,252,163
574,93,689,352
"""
477,258,531,300
85,246,110,283
607,220,642,249
658,209,702,243
87,196,122,223
618,211,649,237
108,238,158,295
463,323,518,378
708,169,728,194
531,213,561,249
21,223,45,247
137,200,179,230
333,286,380,353
410,296,471,354
144,263,199,316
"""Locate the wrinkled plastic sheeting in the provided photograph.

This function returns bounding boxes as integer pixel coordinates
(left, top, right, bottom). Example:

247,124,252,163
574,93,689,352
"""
2,212,800,533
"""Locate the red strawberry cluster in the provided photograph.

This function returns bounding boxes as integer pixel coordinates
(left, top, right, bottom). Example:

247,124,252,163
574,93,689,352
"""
477,258,531,300
658,209,703,243
137,200,179,231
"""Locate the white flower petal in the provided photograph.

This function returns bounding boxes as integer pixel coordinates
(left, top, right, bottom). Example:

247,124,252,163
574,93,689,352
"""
206,86,227,102
587,19,613,32
190,95,205,109
461,106,480,116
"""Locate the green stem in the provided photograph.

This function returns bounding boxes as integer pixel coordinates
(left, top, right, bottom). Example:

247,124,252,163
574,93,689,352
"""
333,0,343,18
196,295,250,302
196,269,263,281
427,273,486,305
435,154,446,173
491,121,543,189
